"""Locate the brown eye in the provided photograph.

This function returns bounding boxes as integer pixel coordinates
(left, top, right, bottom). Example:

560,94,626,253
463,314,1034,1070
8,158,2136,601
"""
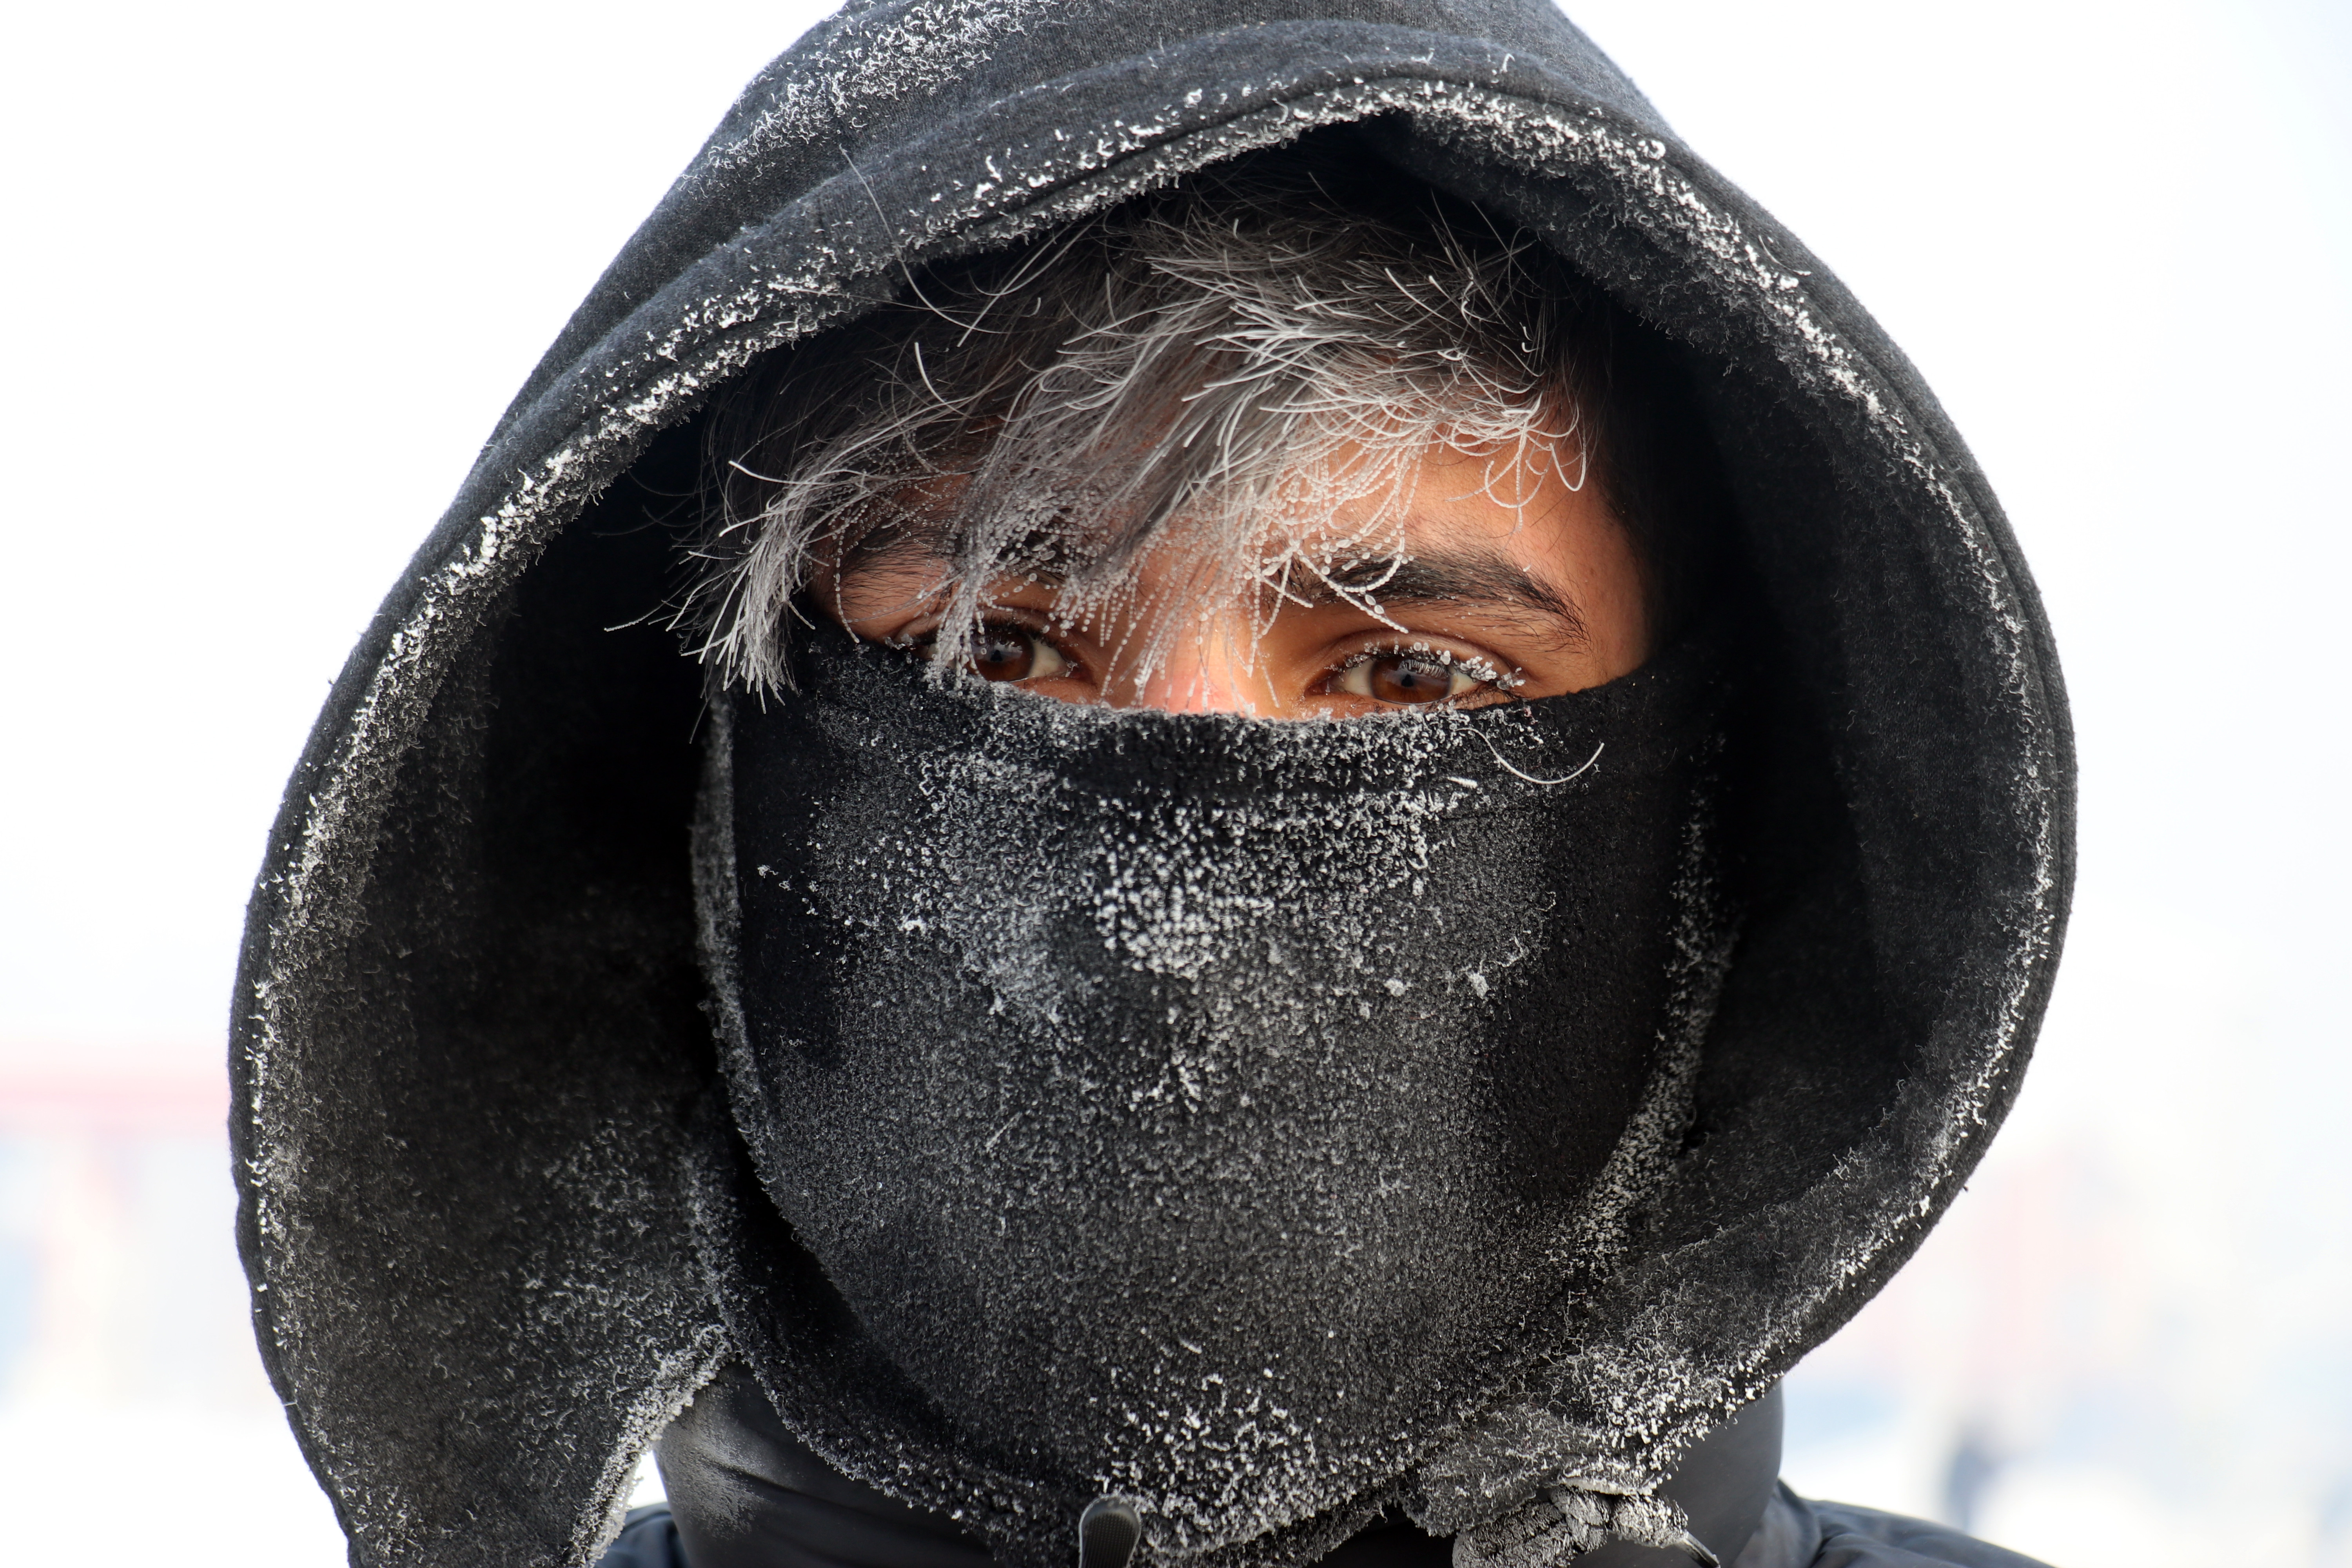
1368,656,1455,704
1334,652,1488,705
969,624,1071,683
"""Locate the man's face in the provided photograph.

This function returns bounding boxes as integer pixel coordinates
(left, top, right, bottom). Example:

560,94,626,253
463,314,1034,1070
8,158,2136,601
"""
819,431,1650,717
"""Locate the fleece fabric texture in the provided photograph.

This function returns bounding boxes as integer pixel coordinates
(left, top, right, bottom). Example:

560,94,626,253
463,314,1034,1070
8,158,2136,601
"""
701,632,1728,1563
230,2,2074,1566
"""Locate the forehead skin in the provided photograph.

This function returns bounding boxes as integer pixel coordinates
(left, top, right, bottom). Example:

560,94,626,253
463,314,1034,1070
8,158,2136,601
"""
819,433,1651,718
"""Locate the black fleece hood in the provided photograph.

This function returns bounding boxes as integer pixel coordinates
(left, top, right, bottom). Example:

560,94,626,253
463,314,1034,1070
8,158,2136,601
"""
231,5,2074,1568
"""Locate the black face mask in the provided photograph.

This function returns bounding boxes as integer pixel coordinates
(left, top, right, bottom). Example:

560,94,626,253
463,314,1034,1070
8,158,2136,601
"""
696,628,1730,1564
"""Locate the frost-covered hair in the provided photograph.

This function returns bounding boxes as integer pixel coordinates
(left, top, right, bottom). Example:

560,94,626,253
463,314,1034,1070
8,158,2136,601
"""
684,143,1715,695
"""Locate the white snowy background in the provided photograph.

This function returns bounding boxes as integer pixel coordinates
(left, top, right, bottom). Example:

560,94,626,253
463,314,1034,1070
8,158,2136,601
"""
1,2,2346,1563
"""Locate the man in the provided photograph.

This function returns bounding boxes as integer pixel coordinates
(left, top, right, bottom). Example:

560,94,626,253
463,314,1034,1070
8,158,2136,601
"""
231,5,2073,1568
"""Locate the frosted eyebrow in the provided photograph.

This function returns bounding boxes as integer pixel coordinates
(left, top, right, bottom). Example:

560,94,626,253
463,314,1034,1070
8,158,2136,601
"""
1304,551,1592,645
835,516,1078,583
835,519,947,581
829,530,1593,651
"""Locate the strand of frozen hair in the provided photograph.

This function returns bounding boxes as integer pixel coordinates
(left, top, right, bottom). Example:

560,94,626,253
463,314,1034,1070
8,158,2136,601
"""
680,158,1595,697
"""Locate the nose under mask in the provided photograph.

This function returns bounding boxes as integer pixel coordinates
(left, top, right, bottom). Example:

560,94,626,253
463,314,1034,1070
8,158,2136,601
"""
696,628,1731,1563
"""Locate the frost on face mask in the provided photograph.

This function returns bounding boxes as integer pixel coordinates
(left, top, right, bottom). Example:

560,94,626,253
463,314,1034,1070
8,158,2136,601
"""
695,626,1732,1563
677,155,1612,699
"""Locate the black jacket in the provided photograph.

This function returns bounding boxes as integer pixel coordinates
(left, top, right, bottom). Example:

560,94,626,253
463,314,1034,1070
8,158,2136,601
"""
231,3,2073,1566
598,1385,2054,1568
599,1495,2054,1568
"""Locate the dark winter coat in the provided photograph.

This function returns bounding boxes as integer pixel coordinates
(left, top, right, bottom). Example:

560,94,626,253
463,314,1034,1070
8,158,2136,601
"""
230,3,2074,1566
593,1378,2053,1568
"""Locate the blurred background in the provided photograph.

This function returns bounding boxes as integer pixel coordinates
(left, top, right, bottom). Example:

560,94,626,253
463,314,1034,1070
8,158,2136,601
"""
2,1,2346,1562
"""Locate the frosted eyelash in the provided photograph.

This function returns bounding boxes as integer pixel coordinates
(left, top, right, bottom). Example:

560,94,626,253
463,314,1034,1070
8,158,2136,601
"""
1333,646,1519,692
